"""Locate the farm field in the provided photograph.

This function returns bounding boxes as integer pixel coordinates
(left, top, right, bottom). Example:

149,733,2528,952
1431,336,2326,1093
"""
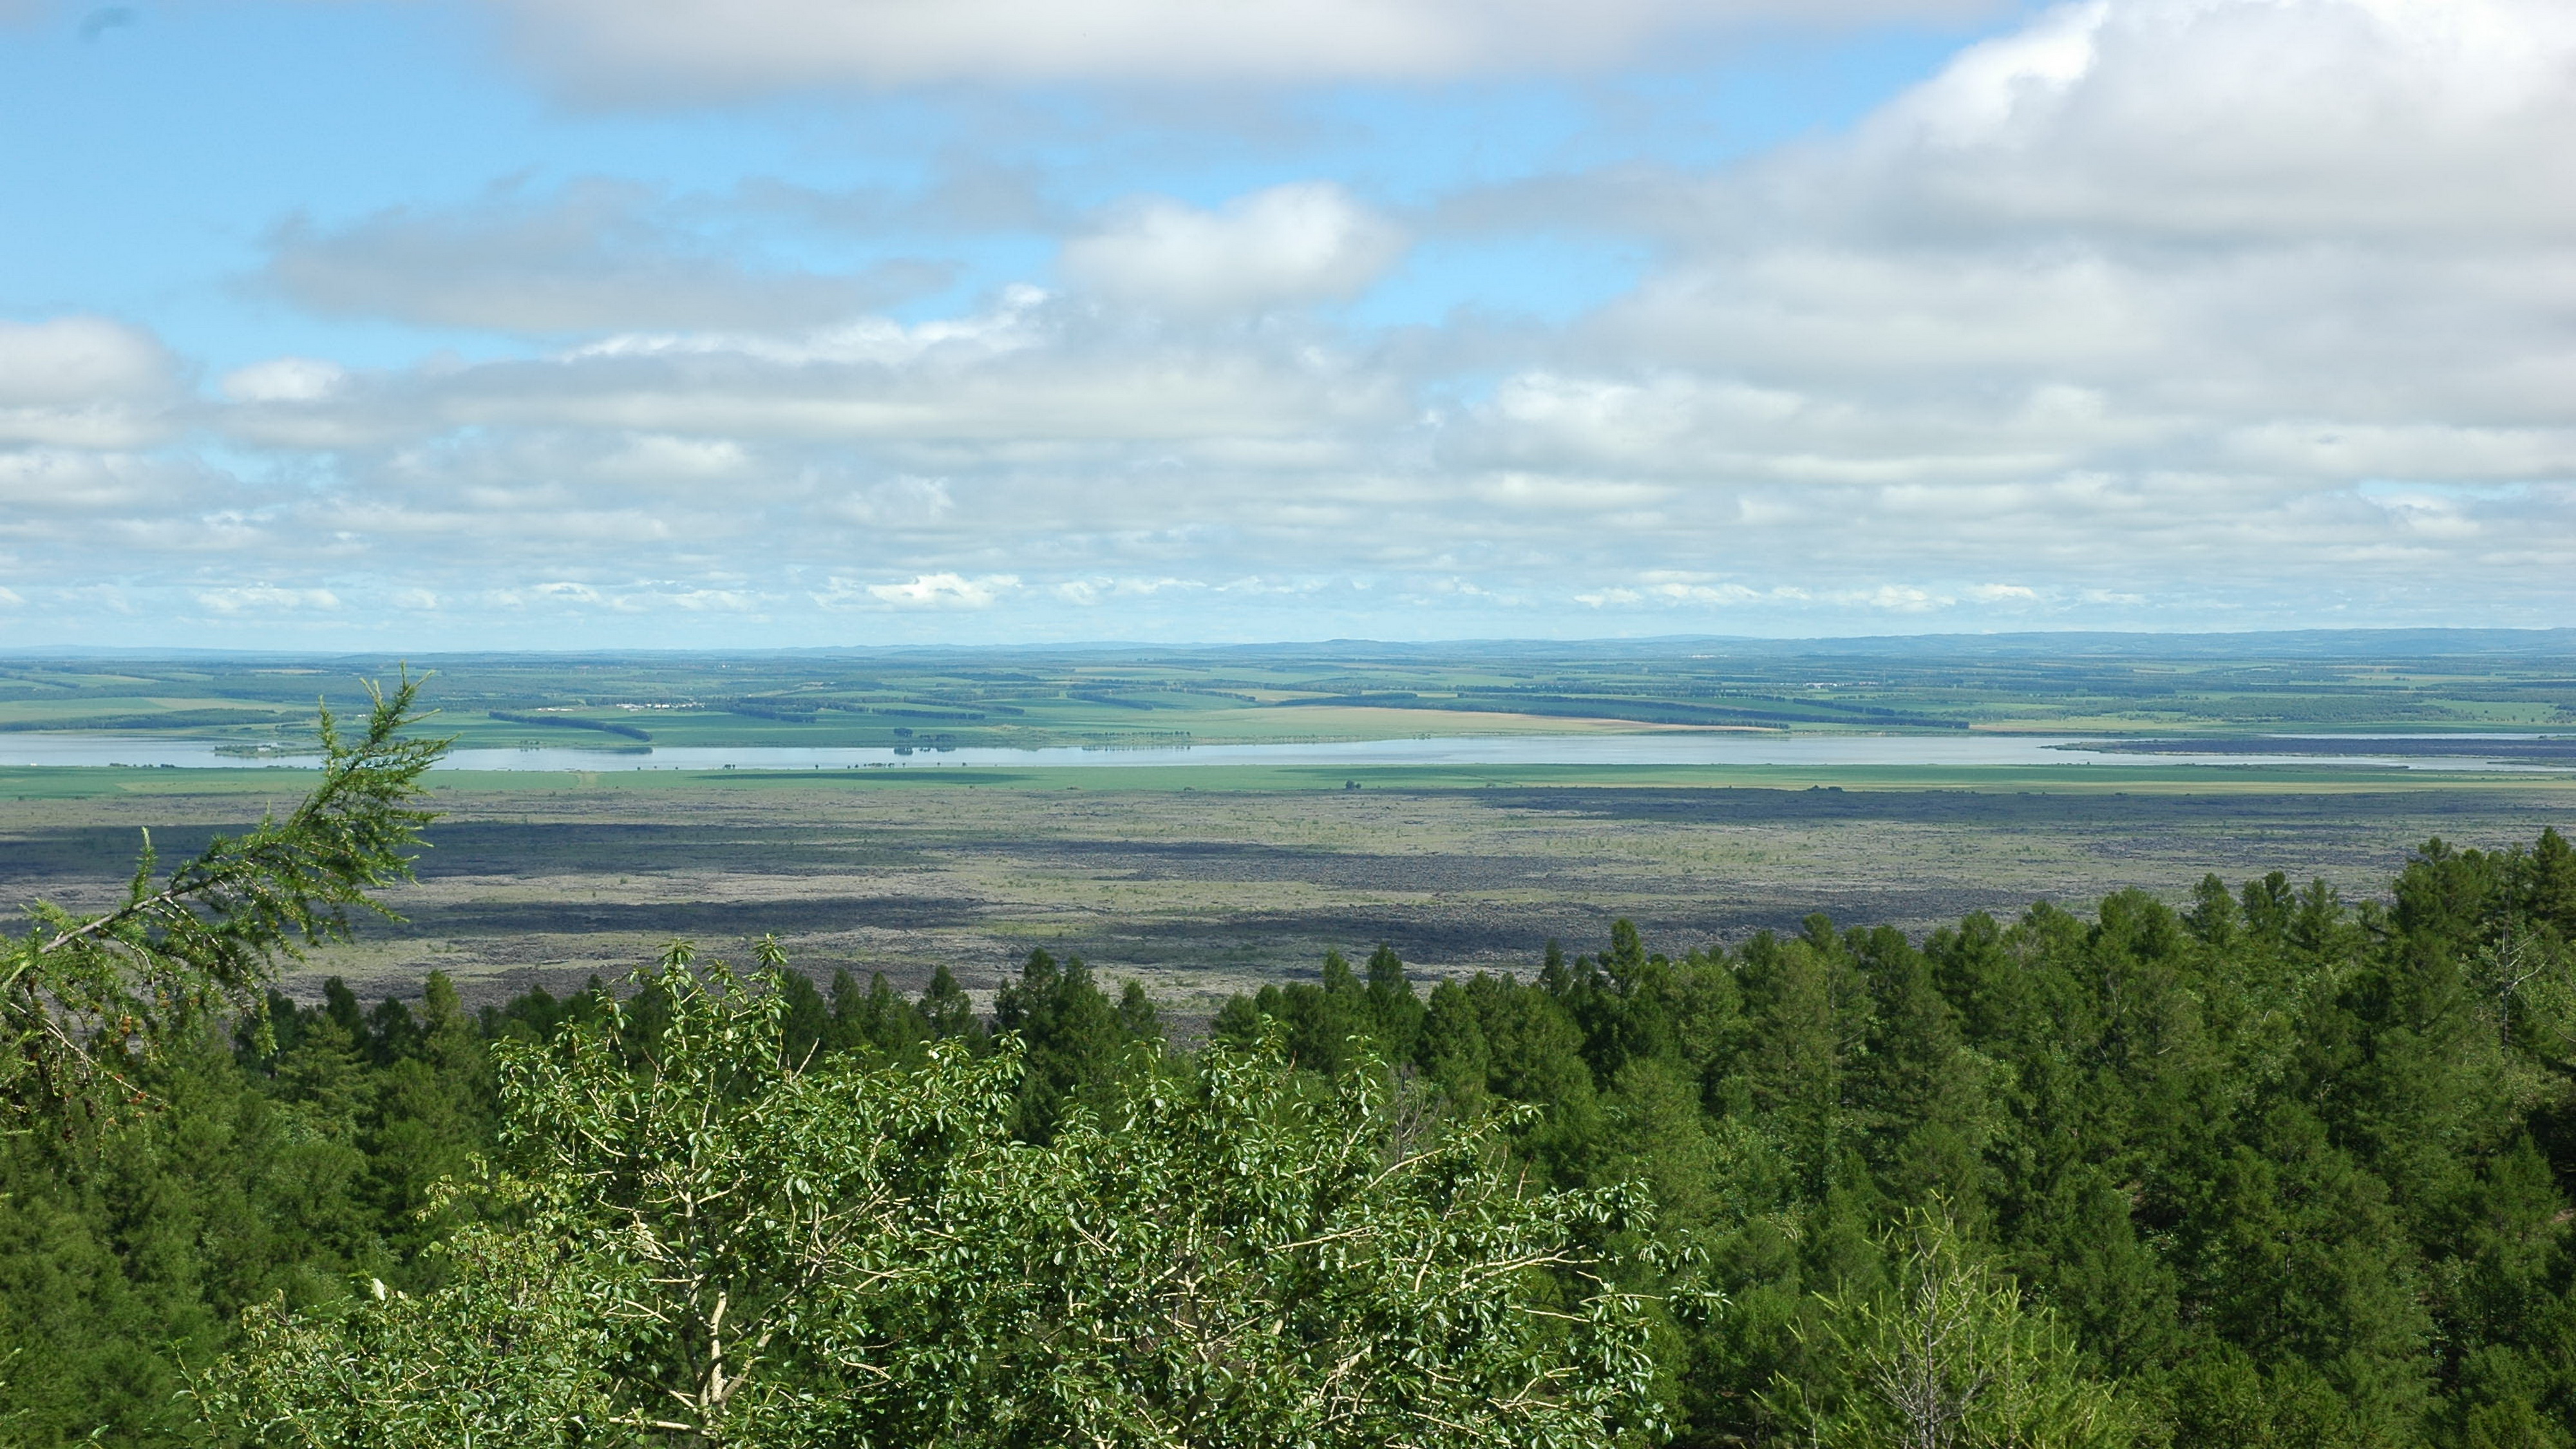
2,630,2571,755
6,760,2570,1021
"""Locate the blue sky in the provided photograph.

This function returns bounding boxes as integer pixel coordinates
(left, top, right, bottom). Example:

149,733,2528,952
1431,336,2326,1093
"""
2,0,2571,647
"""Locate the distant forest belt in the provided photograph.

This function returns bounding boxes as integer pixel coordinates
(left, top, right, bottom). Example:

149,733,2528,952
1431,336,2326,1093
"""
844,705,996,719
486,710,650,741
1273,694,1965,729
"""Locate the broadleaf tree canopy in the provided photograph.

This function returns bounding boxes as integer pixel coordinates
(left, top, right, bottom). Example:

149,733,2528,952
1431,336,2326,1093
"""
203,951,1667,1449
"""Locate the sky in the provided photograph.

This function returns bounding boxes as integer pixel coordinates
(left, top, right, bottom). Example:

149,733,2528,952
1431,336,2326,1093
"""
1,0,2571,649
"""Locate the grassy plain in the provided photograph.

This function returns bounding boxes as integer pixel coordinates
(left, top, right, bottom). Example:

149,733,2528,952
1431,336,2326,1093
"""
6,761,2570,1021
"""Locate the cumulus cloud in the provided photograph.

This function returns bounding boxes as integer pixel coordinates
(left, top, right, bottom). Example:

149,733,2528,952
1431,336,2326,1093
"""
1054,575,1201,605
0,316,181,448
820,573,1023,609
216,292,1406,456
1455,370,2151,486
828,475,955,525
487,0,2003,95
0,316,171,405
265,180,950,334
1605,579,1788,605
193,585,343,614
1841,0,2576,242
1497,0,2576,504
1063,184,1407,317
222,357,347,403
1602,579,2003,612
0,448,202,519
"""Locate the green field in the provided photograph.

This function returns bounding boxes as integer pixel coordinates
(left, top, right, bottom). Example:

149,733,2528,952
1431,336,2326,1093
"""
4,630,2572,752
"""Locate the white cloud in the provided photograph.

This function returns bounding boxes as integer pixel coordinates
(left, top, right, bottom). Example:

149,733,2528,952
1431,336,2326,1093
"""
1651,582,1766,603
0,448,199,518
2222,422,2576,480
591,433,754,483
223,357,348,403
193,586,343,615
828,476,954,525
0,317,180,448
568,285,1054,368
820,573,1022,609
1483,0,2576,547
1636,576,1812,605
1837,585,1949,612
667,588,757,611
216,296,1405,453
488,0,2004,94
1573,587,1643,607
1575,578,2041,614
1848,0,2576,242
1471,471,1671,511
1054,575,1200,605
1459,370,2146,486
1063,184,1406,317
265,180,949,334
0,316,172,405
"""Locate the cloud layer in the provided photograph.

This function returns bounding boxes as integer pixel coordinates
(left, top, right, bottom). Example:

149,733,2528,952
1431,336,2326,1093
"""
493,0,2004,93
5,0,2571,644
1063,185,1408,318
266,181,951,334
0,317,181,448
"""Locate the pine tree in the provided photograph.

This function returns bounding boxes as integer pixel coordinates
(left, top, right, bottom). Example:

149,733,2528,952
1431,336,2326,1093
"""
918,963,983,1046
1362,943,1424,1061
2,676,443,1122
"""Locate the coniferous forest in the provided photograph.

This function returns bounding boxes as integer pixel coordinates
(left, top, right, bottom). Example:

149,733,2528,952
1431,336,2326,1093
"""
8,690,2576,1446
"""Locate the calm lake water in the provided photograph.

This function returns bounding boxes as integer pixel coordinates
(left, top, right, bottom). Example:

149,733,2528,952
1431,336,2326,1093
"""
4,733,2568,772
